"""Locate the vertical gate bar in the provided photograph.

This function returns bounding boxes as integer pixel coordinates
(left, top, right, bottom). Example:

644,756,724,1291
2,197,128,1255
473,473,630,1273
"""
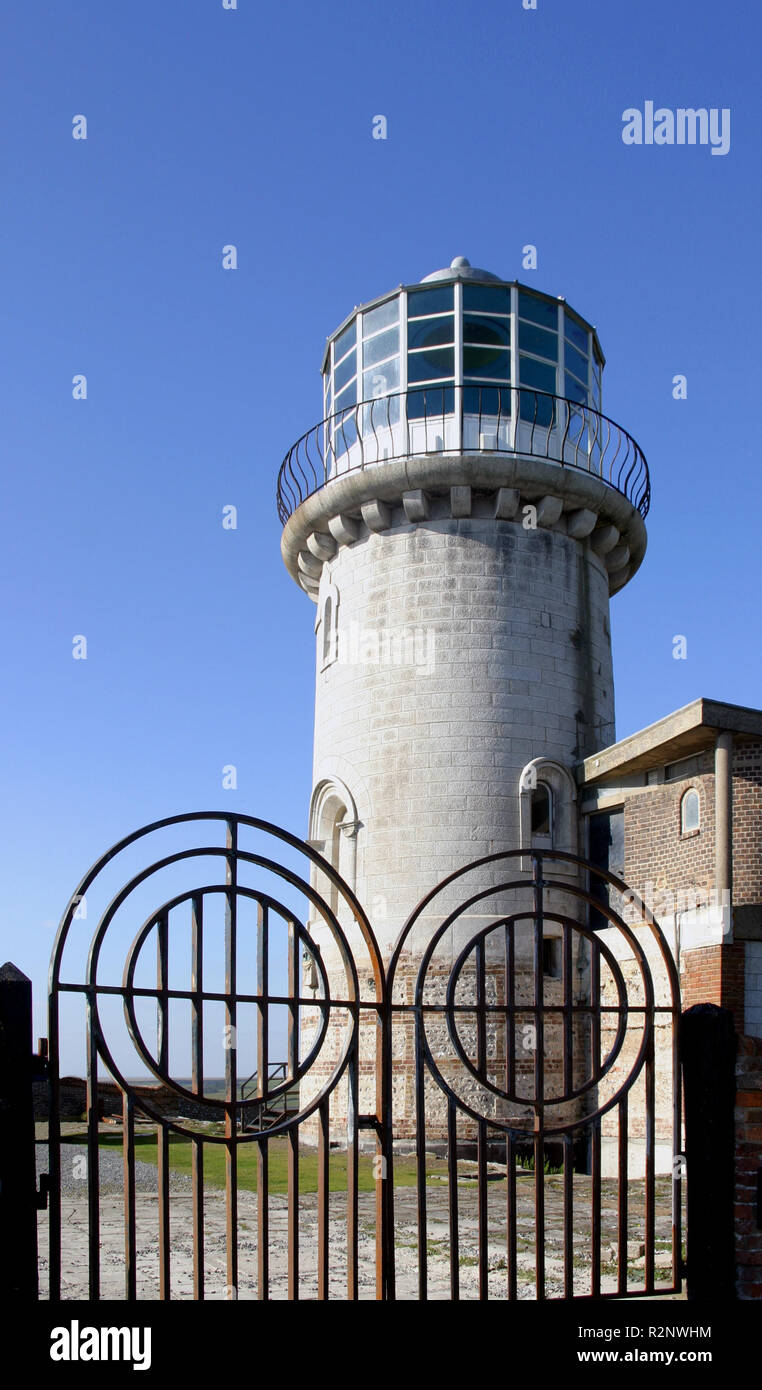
48,992,61,1301
317,1097,329,1300
287,918,299,1300
532,855,545,1301
562,922,574,1299
346,1027,359,1301
618,1095,628,1295
156,906,170,1301
157,1123,170,1299
192,1136,204,1300
591,1117,601,1297
156,911,169,1074
475,939,488,1300
288,1128,299,1300
0,965,39,1300
414,1005,428,1302
380,992,395,1302
563,922,573,1095
507,1134,517,1300
257,1137,269,1299
505,922,515,1095
122,1091,136,1301
226,1136,238,1299
644,1021,656,1293
225,822,239,1300
447,1098,460,1299
563,1132,573,1298
671,1003,683,1291
534,1131,545,1300
504,923,516,1300
85,994,100,1301
256,896,269,1298
590,936,601,1297
191,893,204,1300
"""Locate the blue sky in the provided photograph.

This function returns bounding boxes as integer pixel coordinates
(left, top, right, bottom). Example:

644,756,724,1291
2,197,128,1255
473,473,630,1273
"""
2,0,760,1072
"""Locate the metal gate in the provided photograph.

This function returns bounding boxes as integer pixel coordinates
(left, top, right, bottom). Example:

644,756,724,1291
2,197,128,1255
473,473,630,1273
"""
38,812,682,1300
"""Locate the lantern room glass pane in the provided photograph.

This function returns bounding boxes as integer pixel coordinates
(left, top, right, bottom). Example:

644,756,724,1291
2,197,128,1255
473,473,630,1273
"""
463,385,511,415
519,322,558,362
462,285,511,314
463,315,511,347
519,356,556,392
334,320,356,363
363,358,400,398
362,297,399,337
408,347,454,381
407,285,453,317
363,327,399,367
518,291,558,330
407,385,455,418
335,379,357,410
407,316,454,351
564,314,589,355
463,346,511,380
564,341,589,382
334,352,357,393
565,372,588,405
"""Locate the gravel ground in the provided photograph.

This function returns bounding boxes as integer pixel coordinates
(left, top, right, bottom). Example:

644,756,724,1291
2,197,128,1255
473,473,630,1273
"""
35,1128,684,1300
37,1140,194,1196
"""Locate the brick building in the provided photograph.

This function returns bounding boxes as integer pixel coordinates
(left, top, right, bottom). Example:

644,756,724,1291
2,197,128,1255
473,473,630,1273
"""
580,697,762,1040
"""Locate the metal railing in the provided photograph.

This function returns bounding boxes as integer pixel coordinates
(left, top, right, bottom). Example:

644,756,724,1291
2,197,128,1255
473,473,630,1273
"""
238,1061,296,1130
276,385,650,525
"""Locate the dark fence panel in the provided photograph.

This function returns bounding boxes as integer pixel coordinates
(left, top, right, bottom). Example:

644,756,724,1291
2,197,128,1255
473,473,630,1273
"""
681,1003,737,1301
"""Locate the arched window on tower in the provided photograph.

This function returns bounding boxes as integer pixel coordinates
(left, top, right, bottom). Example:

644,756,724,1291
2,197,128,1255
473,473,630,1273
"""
530,781,552,842
518,759,577,868
308,777,360,917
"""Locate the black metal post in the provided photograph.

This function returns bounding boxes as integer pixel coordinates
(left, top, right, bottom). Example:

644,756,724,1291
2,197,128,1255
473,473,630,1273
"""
0,962,39,1298
680,1002,737,1301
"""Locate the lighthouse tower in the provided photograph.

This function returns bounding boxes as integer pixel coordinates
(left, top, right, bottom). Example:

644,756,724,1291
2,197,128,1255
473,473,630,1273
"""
278,257,649,1137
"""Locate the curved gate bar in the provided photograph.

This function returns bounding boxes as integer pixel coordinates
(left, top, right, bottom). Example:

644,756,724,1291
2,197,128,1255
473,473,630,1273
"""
386,847,682,1303
122,888,331,1105
47,812,388,1303
405,868,658,1022
411,889,653,1139
389,847,680,1014
77,844,362,1135
46,822,682,1302
115,888,333,1133
442,910,631,1111
50,810,385,1001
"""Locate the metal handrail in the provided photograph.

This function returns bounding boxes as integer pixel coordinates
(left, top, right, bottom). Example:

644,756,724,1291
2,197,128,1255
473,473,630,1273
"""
240,1060,288,1105
276,385,650,525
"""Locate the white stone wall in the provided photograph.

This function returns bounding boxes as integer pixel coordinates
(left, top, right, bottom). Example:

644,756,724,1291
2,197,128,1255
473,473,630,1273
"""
312,511,616,958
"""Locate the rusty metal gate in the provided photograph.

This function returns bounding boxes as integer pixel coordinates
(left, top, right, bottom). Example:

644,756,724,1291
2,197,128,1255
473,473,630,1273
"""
38,812,682,1300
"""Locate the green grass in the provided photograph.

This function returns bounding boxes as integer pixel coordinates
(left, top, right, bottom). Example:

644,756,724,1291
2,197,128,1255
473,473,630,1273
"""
61,1131,454,1195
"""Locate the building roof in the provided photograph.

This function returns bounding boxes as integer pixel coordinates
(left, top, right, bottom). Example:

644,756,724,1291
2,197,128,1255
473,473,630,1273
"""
581,698,762,784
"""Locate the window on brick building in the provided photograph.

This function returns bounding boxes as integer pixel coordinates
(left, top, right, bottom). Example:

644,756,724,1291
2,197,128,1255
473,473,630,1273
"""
681,788,700,834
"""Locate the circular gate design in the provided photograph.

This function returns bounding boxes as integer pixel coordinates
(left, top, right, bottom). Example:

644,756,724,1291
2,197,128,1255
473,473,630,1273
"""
49,811,384,1142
